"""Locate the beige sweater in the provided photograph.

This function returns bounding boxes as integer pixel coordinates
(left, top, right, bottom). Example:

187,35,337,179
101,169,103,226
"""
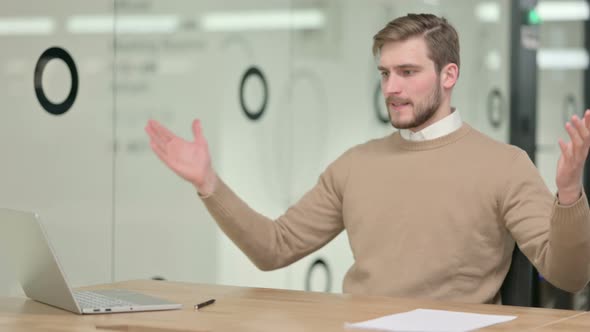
201,124,590,303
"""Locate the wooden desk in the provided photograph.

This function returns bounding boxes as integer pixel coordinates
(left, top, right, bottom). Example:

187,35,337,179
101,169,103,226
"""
532,311,590,331
0,280,587,331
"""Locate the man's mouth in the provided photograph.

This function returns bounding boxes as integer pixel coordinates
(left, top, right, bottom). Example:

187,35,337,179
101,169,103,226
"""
390,101,412,111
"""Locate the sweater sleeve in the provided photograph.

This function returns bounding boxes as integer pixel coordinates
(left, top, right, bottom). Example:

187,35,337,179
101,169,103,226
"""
502,150,590,292
199,152,350,271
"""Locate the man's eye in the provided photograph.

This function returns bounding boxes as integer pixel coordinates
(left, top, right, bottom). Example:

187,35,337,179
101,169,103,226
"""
402,70,414,76
380,71,389,78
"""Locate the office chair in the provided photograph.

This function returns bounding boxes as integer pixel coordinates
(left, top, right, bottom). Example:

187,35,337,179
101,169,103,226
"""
501,248,587,309
500,247,536,306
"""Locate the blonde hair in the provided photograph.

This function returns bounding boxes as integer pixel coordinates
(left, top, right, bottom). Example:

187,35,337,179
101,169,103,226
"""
373,13,460,75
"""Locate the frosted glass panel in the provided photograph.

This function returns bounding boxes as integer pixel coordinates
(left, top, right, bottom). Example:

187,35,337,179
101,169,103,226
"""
0,0,114,293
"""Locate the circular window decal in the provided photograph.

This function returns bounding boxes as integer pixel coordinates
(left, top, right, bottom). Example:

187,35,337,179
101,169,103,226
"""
305,258,332,292
487,88,504,129
373,80,389,124
562,94,578,124
239,66,268,121
34,47,79,115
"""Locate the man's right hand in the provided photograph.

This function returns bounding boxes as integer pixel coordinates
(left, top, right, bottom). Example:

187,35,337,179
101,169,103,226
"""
145,119,218,196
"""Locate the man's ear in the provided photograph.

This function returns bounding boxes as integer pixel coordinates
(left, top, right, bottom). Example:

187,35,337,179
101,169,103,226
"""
441,63,459,89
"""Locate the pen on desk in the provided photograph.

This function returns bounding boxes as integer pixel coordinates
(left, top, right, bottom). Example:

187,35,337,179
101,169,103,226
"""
194,298,215,310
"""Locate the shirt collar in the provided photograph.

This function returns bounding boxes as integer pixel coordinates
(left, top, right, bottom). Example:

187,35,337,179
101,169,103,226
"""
400,108,462,141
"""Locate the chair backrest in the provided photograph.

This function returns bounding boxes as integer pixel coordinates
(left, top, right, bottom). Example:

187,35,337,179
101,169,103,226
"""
500,247,537,306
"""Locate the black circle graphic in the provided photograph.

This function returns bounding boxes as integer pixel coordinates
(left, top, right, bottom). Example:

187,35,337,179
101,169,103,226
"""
562,94,578,124
34,47,79,115
487,88,504,129
305,258,332,292
373,80,389,124
239,66,268,121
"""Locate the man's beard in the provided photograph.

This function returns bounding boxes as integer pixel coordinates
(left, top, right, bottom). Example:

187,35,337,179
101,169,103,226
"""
385,81,442,130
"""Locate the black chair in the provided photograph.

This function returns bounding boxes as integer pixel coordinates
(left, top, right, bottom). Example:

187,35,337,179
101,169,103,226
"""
500,247,537,306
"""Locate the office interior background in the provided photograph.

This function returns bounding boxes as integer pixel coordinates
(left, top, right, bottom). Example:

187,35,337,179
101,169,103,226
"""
0,0,589,310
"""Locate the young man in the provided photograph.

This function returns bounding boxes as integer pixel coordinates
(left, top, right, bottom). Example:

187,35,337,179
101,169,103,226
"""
145,14,590,304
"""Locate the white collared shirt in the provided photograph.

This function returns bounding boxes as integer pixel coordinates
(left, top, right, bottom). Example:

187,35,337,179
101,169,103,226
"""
399,109,463,141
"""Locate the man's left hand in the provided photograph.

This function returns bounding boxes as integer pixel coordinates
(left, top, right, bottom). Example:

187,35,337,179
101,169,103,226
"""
556,109,590,205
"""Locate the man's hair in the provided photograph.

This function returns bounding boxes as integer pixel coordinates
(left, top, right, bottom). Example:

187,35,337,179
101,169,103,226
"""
372,13,460,75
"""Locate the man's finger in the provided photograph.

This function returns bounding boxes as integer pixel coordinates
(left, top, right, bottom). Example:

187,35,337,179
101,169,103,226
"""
148,120,174,143
565,121,584,152
145,123,157,140
572,117,590,162
150,141,171,167
572,115,590,141
584,109,590,129
192,119,202,141
559,139,571,161
572,116,590,148
145,124,168,151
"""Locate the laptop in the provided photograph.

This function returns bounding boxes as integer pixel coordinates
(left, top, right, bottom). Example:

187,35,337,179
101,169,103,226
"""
0,208,183,314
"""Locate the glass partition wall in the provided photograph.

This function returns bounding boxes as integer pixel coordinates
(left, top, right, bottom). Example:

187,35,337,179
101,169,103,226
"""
535,0,589,310
0,1,115,295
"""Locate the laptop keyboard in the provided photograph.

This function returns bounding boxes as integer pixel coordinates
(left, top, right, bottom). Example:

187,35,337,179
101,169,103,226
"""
74,290,135,309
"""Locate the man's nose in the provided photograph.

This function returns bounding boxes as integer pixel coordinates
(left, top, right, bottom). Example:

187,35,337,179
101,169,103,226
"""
382,76,402,95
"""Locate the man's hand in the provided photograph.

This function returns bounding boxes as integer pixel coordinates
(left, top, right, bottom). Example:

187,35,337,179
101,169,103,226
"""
145,119,218,196
556,110,590,205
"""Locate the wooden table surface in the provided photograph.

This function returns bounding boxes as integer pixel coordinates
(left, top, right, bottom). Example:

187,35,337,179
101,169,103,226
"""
0,279,588,331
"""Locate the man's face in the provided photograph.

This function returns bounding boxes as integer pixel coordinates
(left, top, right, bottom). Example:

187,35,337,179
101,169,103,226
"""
378,37,443,131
